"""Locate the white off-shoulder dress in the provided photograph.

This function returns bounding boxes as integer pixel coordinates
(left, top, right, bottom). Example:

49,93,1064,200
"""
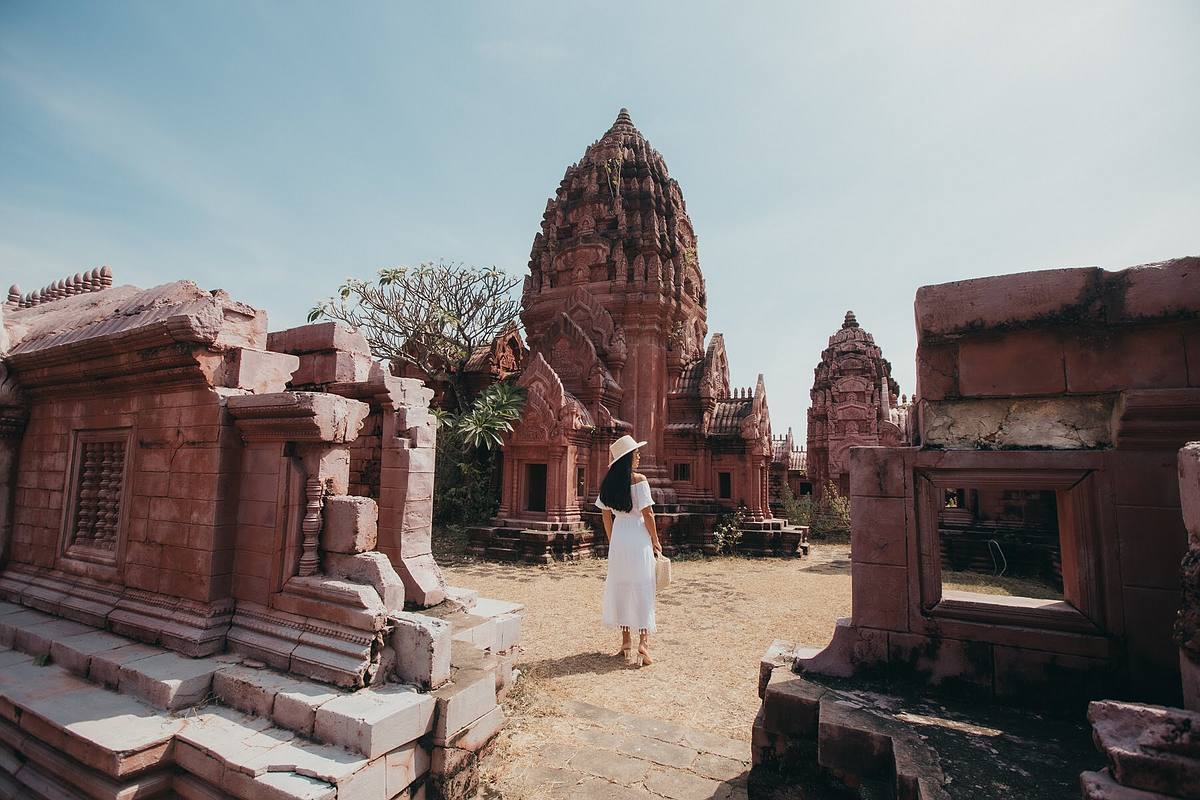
596,480,656,632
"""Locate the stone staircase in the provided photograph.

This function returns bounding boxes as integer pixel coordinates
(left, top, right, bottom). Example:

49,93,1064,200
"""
753,644,950,800
0,591,521,800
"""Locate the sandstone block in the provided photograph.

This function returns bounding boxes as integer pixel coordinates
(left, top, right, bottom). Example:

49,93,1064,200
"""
273,681,342,737
314,684,435,758
850,496,907,567
1181,443,1200,544
88,642,164,689
1090,700,1200,797
12,618,93,658
851,562,909,632
762,669,825,739
390,612,452,690
385,742,429,797
38,629,116,678
432,665,497,742
324,551,404,611
224,349,300,394
958,329,1065,397
267,322,372,357
117,651,222,710
321,496,379,554
849,446,908,498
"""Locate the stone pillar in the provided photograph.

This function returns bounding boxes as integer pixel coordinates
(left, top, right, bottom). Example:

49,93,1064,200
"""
1176,442,1200,712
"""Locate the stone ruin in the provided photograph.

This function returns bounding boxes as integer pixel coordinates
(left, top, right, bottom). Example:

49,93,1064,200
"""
751,256,1200,798
806,310,913,500
0,274,522,799
468,109,807,563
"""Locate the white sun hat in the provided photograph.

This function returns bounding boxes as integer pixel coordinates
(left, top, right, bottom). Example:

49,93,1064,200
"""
608,434,648,466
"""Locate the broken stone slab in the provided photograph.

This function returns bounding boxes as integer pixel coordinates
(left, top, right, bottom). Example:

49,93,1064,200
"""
88,642,166,690
313,683,436,758
117,651,224,711
431,664,497,743
758,639,797,699
1090,700,1200,797
324,551,404,612
391,612,452,690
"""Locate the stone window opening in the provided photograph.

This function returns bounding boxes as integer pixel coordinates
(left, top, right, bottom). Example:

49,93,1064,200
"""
672,462,691,482
60,428,132,571
575,465,585,500
916,466,1104,634
938,486,1063,601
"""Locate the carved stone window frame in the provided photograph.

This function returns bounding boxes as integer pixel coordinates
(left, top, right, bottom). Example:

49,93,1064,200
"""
914,465,1105,635
58,427,133,578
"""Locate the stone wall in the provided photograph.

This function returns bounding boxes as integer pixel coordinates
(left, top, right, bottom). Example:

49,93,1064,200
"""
792,256,1200,704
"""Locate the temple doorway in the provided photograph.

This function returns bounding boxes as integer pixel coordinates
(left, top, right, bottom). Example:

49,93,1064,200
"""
525,462,547,513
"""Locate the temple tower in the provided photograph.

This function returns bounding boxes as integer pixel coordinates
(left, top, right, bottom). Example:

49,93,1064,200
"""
521,109,708,500
806,311,910,497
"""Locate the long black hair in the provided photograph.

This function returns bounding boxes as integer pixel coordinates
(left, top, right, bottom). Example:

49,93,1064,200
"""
599,451,634,512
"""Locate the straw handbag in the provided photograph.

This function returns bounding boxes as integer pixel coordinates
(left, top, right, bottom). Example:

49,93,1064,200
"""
655,553,672,590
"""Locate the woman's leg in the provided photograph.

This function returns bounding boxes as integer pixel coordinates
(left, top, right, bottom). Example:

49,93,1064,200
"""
613,626,632,658
637,629,653,666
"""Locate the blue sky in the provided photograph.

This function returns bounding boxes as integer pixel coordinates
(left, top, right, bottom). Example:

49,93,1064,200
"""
3,2,1197,437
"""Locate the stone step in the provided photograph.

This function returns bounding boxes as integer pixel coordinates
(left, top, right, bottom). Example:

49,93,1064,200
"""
0,651,183,780
0,646,431,800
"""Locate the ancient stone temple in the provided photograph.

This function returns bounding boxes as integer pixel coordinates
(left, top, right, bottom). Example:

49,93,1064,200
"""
752,257,1200,798
468,109,805,562
0,272,522,799
806,311,912,497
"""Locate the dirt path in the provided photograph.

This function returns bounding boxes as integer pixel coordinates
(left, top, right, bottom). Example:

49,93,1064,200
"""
441,541,851,743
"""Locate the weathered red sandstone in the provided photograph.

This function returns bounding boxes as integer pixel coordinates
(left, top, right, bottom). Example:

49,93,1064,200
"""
0,273,520,799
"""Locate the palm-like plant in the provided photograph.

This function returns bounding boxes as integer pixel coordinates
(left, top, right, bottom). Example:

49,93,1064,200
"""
454,382,525,450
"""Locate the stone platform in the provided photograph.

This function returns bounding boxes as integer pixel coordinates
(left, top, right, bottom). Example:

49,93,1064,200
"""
0,591,522,800
468,511,808,564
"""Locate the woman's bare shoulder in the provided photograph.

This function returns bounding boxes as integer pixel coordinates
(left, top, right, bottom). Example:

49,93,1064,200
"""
631,472,648,484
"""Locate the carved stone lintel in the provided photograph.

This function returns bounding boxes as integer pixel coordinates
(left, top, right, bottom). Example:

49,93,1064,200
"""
299,476,324,577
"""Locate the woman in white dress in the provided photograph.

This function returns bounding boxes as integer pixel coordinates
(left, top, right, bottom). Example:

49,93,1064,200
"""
595,434,663,666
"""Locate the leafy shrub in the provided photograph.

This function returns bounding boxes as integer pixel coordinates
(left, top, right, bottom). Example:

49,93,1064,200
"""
712,507,746,555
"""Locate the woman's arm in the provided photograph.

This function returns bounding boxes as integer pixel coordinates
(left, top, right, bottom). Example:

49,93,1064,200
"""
602,508,614,542
641,506,661,555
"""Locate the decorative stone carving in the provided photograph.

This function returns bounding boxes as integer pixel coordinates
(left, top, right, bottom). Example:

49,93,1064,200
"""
807,311,911,496
298,476,325,577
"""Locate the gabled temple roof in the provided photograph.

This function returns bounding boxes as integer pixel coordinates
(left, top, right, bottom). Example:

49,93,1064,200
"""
709,396,753,436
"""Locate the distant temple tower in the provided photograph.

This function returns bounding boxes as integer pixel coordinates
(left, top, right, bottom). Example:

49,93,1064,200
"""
806,311,911,497
471,109,805,561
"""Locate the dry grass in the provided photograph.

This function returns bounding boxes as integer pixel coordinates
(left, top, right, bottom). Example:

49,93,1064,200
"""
941,570,1063,600
440,537,852,743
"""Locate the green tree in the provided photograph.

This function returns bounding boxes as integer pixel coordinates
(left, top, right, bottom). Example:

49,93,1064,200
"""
432,381,525,525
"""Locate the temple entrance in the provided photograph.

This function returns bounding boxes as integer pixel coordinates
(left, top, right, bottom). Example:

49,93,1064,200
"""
524,462,547,513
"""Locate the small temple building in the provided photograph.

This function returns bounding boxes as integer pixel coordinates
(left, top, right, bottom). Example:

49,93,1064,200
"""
767,428,810,515
468,110,805,561
806,310,912,498
0,270,521,799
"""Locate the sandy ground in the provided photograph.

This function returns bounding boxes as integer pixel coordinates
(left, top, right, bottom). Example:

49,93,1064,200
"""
439,537,853,743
